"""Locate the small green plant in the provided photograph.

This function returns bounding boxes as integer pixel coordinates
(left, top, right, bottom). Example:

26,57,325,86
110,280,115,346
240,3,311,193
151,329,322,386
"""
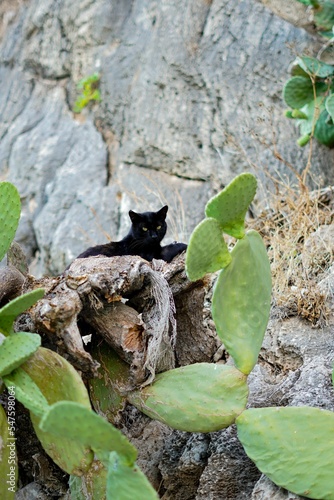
295,0,334,36
283,1,334,147
73,72,101,113
283,55,334,147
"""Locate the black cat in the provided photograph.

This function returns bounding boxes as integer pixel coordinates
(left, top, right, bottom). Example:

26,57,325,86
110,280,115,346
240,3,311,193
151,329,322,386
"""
75,205,187,263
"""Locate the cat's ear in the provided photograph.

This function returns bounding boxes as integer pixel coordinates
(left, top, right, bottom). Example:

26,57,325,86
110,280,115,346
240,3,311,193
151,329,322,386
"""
129,210,142,224
158,205,168,219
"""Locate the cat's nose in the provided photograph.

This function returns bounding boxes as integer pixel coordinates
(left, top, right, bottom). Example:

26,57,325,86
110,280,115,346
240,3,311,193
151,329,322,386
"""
151,233,158,239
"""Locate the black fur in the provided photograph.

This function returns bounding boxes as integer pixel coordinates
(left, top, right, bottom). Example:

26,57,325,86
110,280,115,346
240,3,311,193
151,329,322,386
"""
75,205,187,263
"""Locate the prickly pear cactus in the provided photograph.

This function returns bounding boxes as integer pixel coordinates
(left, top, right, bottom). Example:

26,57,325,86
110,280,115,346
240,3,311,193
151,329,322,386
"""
0,182,21,262
0,332,41,377
70,460,108,500
0,404,17,499
185,218,231,281
107,452,159,500
0,289,44,336
205,173,257,238
212,230,272,374
186,174,271,374
40,401,137,466
20,347,94,475
128,363,248,432
3,367,49,418
236,407,334,499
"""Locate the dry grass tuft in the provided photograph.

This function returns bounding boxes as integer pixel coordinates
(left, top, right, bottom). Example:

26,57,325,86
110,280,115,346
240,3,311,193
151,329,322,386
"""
250,185,334,326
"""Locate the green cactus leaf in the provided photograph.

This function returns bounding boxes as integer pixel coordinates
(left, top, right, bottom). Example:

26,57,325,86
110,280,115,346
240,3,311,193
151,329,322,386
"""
69,476,86,500
212,230,271,375
237,406,334,499
40,401,138,466
314,109,334,147
325,94,334,122
283,76,327,109
70,460,108,500
128,363,248,433
0,182,21,263
3,367,49,418
297,56,334,78
107,452,158,500
205,173,257,239
185,218,231,281
0,403,17,498
89,342,130,422
0,288,44,336
21,347,94,475
0,332,41,377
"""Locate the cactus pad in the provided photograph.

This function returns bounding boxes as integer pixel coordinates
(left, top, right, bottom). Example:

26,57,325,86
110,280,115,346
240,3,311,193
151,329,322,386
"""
70,460,108,500
237,406,334,499
0,404,17,498
3,367,49,418
107,452,159,499
205,173,257,238
128,363,248,432
40,401,138,466
0,332,41,376
0,288,44,336
185,218,231,281
212,230,271,375
0,182,21,262
21,347,94,475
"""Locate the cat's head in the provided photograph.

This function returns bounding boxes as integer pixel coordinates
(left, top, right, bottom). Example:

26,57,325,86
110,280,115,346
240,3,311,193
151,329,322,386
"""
128,205,168,243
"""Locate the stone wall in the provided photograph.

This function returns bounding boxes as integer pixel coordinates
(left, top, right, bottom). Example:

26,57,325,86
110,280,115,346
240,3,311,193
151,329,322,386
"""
1,0,333,275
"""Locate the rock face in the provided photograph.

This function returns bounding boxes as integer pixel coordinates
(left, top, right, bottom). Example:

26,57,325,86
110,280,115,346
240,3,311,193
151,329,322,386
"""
1,1,334,499
1,0,334,276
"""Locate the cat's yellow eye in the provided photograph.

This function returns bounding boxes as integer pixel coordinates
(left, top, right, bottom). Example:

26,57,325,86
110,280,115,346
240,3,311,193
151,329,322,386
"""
142,227,148,231
157,225,161,230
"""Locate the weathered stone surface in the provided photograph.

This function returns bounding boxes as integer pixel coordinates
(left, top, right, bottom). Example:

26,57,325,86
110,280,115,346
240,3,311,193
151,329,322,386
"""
1,0,334,276
196,426,261,500
159,431,210,500
252,475,302,500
